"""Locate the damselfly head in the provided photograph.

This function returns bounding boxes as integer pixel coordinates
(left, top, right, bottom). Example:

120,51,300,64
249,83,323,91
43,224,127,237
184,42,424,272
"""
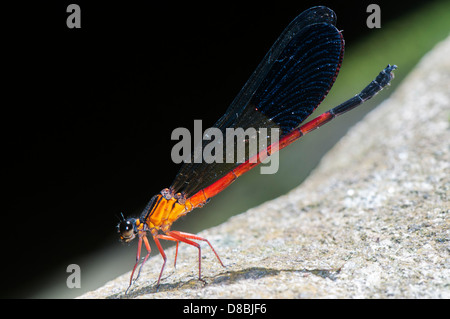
117,215,137,243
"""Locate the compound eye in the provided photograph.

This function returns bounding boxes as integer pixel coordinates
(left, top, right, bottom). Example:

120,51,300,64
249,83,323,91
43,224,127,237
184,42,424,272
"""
119,219,135,240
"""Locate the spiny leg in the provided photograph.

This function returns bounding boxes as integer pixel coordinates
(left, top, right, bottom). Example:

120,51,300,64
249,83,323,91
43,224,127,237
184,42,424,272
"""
175,241,179,267
155,234,180,268
166,230,226,283
126,234,152,294
152,235,168,288
126,235,143,294
169,230,225,268
135,235,152,281
166,231,205,283
151,233,203,288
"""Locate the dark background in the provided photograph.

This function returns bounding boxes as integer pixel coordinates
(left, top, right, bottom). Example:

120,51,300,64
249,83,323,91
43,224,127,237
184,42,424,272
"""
2,0,432,298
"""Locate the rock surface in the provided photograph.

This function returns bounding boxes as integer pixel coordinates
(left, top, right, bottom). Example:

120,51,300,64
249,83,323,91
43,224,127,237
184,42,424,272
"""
80,37,450,299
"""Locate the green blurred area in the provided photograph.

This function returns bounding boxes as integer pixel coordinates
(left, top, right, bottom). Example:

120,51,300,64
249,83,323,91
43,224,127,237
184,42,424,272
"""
41,0,450,298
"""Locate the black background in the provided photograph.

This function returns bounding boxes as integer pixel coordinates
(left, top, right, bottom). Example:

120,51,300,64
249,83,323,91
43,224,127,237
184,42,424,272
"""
3,0,428,298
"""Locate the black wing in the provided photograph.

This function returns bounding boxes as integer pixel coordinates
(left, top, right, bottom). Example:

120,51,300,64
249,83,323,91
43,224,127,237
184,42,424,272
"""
171,6,344,197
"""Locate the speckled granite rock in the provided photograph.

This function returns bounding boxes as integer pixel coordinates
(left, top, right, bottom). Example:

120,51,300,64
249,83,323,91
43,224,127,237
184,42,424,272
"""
80,37,450,299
